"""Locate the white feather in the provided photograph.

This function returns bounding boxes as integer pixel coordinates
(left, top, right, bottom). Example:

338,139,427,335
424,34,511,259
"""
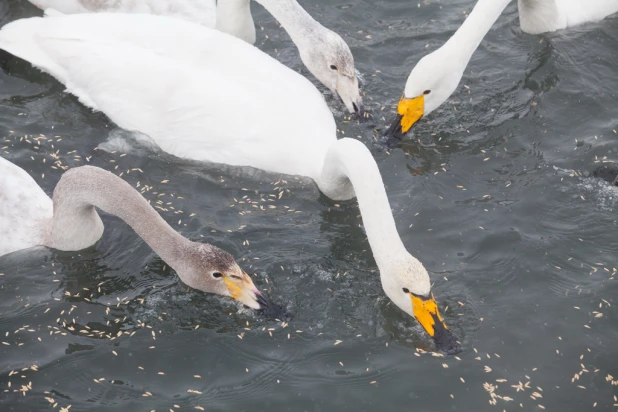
30,0,217,28
0,158,52,256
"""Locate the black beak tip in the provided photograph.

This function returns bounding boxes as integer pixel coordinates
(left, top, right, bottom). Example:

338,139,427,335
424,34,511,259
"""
384,114,407,141
257,293,292,321
352,102,367,119
432,319,461,355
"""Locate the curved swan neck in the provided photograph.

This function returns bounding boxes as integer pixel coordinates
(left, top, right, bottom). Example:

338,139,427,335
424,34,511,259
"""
317,139,407,269
255,0,318,44
49,166,189,267
444,0,512,63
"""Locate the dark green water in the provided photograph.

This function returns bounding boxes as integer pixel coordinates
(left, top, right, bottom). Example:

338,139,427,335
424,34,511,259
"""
1,0,618,411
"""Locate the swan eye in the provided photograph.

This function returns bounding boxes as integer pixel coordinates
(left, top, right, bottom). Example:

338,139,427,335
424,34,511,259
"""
330,64,337,70
212,272,223,279
402,288,410,294
423,90,431,95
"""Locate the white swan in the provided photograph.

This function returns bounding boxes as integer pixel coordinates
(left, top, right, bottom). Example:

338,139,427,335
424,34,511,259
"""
386,0,618,136
27,0,363,114
30,0,254,43
28,0,219,32
0,12,458,352
0,157,280,312
518,0,618,34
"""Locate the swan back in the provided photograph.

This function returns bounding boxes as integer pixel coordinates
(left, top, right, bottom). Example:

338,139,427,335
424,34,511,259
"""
518,0,618,34
29,0,217,28
0,158,52,256
0,13,337,179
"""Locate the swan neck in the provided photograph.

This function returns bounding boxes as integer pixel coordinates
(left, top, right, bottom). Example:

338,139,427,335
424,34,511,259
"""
216,0,256,44
255,0,317,43
444,0,512,62
317,139,407,270
50,166,188,267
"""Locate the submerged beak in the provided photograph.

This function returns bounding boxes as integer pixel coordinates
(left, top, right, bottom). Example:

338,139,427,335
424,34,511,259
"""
410,292,461,354
385,95,424,139
223,273,290,319
351,99,365,117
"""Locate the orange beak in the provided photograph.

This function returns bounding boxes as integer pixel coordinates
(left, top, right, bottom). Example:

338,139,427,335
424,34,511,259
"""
410,292,461,354
396,95,425,133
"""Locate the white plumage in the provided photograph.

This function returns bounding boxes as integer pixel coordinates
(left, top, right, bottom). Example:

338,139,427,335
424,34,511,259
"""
0,158,52,256
519,0,618,34
25,0,363,114
0,13,334,179
29,0,218,33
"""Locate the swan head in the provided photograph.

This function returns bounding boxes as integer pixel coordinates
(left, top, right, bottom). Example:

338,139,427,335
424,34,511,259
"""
381,255,461,354
385,49,463,139
298,30,363,115
179,243,279,314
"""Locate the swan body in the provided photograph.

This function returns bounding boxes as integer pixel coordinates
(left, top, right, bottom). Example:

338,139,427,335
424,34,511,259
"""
28,0,235,40
0,157,53,256
0,13,456,352
387,0,618,137
519,0,618,34
0,13,336,181
26,0,363,114
0,157,276,311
